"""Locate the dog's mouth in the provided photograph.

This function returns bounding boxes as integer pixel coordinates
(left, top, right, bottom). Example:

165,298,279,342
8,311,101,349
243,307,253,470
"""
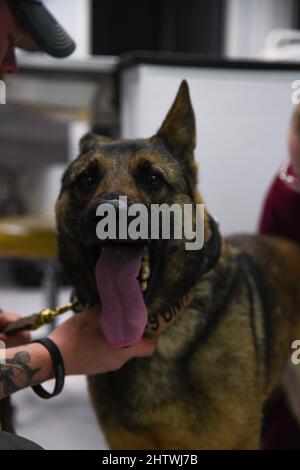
85,239,164,349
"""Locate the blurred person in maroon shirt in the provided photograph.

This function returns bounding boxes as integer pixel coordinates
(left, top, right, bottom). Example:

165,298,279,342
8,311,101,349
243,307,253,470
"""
259,104,300,449
260,105,300,239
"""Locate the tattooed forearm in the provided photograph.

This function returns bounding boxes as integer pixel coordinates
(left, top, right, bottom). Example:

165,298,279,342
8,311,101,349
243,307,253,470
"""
0,351,40,399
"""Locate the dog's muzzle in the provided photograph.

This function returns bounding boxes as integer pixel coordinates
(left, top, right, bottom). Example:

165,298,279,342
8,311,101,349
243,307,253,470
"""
78,192,148,245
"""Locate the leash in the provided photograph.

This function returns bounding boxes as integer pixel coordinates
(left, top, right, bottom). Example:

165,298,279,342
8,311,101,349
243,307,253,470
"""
4,302,82,336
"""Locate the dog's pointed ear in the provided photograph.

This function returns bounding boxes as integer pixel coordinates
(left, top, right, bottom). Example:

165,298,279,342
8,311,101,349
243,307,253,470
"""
157,81,196,158
155,80,197,186
79,132,111,155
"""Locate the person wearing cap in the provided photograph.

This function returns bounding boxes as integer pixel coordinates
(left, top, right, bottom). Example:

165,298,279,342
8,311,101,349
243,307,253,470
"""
0,0,75,76
0,0,156,450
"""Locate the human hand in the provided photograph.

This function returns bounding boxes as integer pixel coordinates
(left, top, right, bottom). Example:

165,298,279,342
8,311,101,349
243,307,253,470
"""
49,306,156,376
0,311,31,348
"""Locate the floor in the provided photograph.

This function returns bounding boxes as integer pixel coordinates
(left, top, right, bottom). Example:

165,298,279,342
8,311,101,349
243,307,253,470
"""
0,265,108,450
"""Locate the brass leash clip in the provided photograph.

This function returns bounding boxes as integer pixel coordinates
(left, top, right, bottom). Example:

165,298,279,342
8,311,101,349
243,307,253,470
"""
4,302,82,335
33,303,79,330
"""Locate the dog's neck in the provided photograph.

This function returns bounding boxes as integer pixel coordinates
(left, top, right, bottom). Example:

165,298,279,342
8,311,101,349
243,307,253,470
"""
144,214,223,339
154,239,237,360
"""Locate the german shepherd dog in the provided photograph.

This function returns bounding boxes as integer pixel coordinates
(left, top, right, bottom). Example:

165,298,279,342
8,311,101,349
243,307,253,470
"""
56,81,300,449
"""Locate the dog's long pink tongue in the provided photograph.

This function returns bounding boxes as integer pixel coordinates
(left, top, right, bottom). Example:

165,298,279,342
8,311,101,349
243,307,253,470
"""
95,246,147,348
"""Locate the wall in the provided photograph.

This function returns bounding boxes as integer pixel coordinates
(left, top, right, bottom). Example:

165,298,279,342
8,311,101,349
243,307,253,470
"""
225,0,295,59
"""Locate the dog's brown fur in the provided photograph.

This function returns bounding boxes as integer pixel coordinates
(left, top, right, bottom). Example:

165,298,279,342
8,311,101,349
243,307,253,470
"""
56,81,300,449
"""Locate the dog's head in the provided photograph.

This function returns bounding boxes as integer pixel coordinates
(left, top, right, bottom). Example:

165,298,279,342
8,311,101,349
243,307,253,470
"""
56,81,220,348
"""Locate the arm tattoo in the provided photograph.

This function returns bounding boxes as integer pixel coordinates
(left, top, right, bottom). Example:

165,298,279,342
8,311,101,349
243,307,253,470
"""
0,351,40,399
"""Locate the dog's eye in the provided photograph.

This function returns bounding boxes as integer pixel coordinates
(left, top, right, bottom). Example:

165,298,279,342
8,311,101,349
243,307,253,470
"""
138,172,165,189
74,169,101,194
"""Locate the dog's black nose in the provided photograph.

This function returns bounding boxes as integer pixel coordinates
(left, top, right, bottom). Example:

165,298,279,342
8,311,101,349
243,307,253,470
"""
99,192,124,205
